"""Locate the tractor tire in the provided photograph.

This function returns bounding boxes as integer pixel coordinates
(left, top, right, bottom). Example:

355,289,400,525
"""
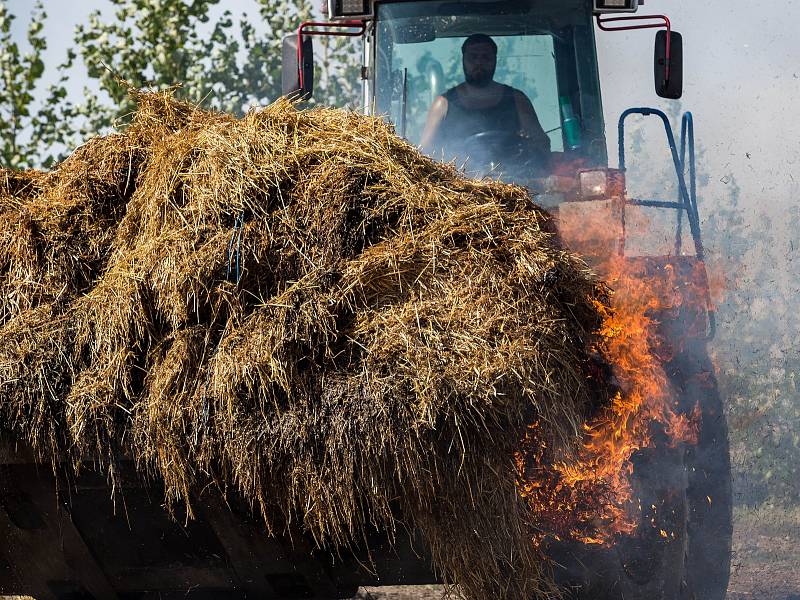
549,345,733,600
675,350,733,600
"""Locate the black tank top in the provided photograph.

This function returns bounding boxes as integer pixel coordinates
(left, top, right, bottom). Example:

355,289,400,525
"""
437,84,520,152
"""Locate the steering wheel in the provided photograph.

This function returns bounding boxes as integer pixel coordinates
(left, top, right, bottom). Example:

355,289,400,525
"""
461,129,550,178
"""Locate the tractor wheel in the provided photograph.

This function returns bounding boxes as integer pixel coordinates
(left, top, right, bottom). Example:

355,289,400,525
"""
549,347,733,600
677,352,733,600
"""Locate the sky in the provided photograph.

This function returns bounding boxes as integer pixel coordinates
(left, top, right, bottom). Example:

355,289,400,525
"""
6,0,800,264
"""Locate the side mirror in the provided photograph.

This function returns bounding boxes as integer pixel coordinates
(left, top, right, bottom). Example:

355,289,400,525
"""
654,30,683,99
281,34,314,99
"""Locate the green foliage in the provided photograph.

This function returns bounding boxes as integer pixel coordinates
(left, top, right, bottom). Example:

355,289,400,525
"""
70,0,362,130
311,30,363,109
2,0,364,168
73,0,260,129
0,0,72,168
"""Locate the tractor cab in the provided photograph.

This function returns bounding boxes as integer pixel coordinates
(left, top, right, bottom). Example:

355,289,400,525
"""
370,0,608,182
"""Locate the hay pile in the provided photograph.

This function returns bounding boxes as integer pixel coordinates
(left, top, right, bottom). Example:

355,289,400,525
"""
0,91,609,599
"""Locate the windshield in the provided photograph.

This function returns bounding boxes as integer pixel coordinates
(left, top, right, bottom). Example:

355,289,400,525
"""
374,0,607,179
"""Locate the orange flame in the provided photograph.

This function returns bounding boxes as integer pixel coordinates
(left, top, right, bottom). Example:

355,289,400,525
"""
515,204,713,546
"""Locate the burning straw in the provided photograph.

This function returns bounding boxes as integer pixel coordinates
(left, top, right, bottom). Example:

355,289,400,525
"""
0,91,616,598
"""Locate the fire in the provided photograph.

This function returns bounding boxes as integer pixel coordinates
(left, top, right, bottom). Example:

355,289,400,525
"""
516,205,712,546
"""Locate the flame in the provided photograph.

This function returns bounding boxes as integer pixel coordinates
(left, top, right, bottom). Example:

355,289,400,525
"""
515,203,715,546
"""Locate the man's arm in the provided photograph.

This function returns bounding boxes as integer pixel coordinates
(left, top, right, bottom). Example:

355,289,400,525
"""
419,95,449,152
514,91,551,152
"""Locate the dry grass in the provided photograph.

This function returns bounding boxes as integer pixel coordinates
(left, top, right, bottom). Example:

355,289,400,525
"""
0,90,612,599
727,504,800,600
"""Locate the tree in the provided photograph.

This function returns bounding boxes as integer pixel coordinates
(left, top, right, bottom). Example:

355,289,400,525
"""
3,0,365,168
309,25,363,109
0,0,73,169
70,0,362,133
72,0,258,131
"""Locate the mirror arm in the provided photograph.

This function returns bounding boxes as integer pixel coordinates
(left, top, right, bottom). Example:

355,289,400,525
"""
596,14,672,84
297,20,367,90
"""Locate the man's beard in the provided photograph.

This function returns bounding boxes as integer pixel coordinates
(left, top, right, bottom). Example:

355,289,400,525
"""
465,67,495,87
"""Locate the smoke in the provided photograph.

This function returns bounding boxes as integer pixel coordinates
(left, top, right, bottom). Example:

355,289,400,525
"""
621,116,800,599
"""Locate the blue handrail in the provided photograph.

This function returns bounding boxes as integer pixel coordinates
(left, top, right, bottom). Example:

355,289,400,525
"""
618,107,704,260
618,108,715,339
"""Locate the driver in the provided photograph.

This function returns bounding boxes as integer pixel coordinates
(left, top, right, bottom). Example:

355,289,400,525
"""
419,33,551,162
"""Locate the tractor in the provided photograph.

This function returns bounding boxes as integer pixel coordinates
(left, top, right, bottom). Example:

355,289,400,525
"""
280,0,732,598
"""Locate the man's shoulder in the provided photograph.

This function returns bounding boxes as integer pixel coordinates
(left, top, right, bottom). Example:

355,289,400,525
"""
507,85,533,105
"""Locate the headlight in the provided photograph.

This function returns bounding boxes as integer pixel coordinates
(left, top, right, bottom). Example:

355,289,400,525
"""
579,169,625,200
579,170,608,199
